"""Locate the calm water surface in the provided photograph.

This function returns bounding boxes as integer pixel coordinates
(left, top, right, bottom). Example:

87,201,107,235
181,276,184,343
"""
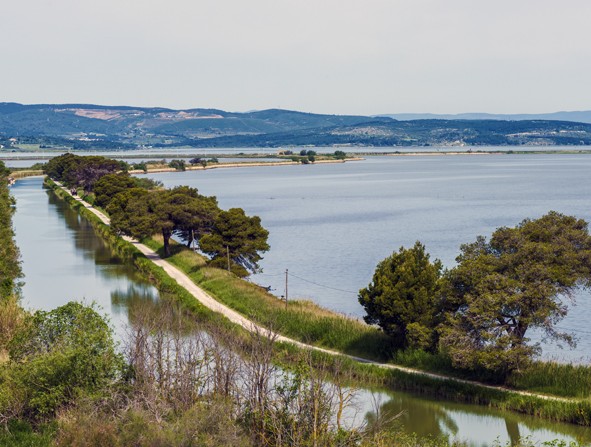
12,176,160,337
10,170,591,446
146,154,591,362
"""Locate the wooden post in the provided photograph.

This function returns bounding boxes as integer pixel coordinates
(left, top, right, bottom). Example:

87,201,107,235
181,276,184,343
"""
285,269,288,309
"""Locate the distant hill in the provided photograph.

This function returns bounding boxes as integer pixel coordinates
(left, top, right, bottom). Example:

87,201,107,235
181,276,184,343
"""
378,111,591,124
183,119,591,148
2,102,591,149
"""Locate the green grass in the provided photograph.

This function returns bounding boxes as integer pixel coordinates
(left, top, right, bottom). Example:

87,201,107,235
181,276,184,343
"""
0,420,55,447
508,361,591,399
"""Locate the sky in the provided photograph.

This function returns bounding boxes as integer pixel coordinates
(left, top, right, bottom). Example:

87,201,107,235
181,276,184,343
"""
1,0,590,115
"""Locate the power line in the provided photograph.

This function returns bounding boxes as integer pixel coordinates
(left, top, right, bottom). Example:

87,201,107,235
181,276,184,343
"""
256,272,285,277
287,272,359,295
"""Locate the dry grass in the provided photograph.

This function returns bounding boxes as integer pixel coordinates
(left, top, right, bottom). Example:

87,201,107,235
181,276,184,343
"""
0,295,28,358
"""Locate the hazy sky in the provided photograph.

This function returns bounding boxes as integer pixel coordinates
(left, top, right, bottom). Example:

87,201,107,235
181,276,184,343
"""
1,0,590,115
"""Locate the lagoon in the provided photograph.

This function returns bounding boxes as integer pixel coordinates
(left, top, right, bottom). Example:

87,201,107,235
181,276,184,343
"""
146,153,591,362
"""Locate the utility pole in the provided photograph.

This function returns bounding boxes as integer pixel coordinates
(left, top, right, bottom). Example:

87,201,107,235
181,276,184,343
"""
226,245,231,272
285,269,288,309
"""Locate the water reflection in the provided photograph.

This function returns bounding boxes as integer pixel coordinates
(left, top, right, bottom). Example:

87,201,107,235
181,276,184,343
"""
359,389,591,446
13,177,160,335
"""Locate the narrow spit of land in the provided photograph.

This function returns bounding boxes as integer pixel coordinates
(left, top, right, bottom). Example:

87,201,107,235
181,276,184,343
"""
53,181,578,404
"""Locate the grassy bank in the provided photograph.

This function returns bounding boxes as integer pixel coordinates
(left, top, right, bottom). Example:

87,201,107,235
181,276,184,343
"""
141,235,392,362
139,236,591,425
141,235,591,398
45,178,591,427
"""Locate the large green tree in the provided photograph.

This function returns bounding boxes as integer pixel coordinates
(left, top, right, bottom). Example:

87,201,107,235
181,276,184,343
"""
44,153,125,192
439,212,591,375
200,208,270,277
108,186,219,257
358,242,442,350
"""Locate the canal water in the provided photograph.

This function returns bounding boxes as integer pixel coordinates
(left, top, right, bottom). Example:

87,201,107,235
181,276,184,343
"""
10,174,591,446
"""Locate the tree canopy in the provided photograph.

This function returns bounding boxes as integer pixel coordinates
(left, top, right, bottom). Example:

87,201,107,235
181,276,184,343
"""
358,242,442,350
108,186,219,257
360,212,591,375
44,153,126,192
200,208,270,277
439,211,591,375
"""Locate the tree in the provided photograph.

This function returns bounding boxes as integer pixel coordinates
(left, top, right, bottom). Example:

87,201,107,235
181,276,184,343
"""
1,302,123,421
93,174,162,208
200,208,270,277
168,159,186,171
358,242,442,350
108,186,219,257
107,187,154,242
439,212,591,375
44,153,123,191
93,173,137,208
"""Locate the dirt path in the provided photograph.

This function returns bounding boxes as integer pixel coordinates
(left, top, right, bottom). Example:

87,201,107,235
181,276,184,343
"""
54,182,576,403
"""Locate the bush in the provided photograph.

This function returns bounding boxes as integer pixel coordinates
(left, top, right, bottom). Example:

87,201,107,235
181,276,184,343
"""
1,302,124,422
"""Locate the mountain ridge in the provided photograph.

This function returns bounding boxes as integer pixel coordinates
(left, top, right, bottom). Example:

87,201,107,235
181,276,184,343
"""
2,103,591,149
378,111,591,124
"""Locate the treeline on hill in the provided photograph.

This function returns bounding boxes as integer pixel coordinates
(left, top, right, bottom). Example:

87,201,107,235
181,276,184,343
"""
359,215,591,382
44,153,270,277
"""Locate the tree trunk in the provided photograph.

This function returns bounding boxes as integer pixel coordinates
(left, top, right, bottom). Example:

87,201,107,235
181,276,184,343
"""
162,230,171,257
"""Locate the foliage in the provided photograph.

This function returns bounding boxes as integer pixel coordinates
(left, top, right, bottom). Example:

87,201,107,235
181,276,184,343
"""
0,302,123,422
168,159,186,171
106,187,154,241
439,212,591,376
0,162,22,300
92,173,162,208
0,295,27,358
92,173,137,208
334,150,347,159
43,153,124,192
108,186,219,257
200,208,270,277
359,242,442,350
